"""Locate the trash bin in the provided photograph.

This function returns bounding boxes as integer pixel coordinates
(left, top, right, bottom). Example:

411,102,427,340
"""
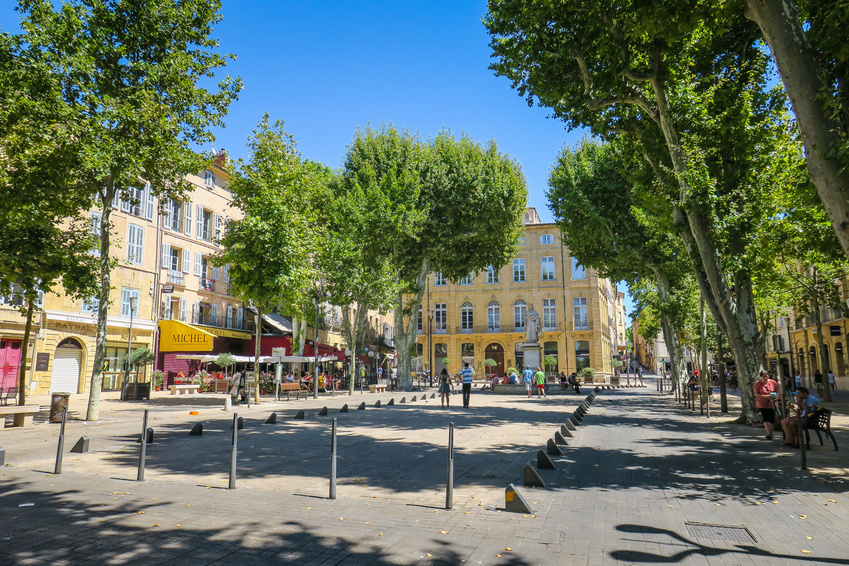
50,392,70,423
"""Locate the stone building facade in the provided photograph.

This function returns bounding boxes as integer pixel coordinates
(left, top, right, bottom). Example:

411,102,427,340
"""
413,208,620,381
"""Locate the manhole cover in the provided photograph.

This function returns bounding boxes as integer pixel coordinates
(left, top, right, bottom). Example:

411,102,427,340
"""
685,523,757,544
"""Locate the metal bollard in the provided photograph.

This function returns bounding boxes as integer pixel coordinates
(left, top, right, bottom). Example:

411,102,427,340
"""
54,408,66,475
228,413,238,489
446,422,454,510
329,418,337,499
137,409,149,481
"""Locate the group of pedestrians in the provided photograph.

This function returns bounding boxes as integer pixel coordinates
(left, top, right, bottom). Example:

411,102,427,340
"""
754,370,822,448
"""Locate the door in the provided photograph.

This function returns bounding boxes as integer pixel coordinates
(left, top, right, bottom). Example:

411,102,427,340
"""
0,340,22,391
485,343,505,377
50,342,83,394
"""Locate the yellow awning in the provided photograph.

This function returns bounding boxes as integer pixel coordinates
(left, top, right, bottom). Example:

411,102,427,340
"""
158,320,216,352
203,326,253,340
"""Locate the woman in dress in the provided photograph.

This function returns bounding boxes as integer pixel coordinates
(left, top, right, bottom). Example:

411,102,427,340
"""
438,367,452,408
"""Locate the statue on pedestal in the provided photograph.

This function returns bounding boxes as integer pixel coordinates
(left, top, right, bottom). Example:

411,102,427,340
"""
524,305,541,344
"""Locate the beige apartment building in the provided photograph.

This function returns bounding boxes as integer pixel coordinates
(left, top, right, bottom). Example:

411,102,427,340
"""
413,208,620,381
0,151,256,396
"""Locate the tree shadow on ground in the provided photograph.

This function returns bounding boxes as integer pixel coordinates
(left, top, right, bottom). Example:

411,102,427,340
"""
1,479,514,565
609,523,849,564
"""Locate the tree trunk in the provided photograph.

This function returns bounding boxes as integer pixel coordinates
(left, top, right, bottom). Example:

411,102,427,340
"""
700,297,709,413
254,305,261,404
395,258,429,390
650,76,764,424
86,186,115,421
17,298,34,406
652,268,687,391
744,0,849,258
717,324,728,413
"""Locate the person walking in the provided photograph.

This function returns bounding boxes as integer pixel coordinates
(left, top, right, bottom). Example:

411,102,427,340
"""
522,365,534,398
794,370,802,391
534,366,546,398
828,370,837,391
814,369,824,397
754,370,778,440
460,362,473,408
438,367,452,408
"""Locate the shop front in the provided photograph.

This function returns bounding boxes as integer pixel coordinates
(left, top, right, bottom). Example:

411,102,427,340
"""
157,319,250,384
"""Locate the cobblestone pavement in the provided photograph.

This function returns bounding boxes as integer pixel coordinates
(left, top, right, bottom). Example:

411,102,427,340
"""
2,377,849,565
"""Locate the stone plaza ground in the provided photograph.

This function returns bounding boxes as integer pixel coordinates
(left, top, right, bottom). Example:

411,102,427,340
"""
2,375,849,565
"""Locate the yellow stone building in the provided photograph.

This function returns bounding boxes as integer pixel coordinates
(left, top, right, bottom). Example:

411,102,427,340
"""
414,208,621,381
0,151,256,396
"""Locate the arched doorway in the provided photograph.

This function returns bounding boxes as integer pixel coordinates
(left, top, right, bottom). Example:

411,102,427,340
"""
50,339,84,394
835,343,846,379
485,343,504,377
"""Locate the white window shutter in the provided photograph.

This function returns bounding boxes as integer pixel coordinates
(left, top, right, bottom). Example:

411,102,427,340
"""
164,299,172,320
223,264,230,283
194,253,202,276
145,184,154,219
184,202,192,236
213,213,221,243
136,226,144,264
180,298,187,321
163,199,173,229
161,243,171,268
210,303,218,322
112,188,121,209
182,249,191,273
196,205,203,238
227,305,233,328
237,307,244,329
212,266,219,280
194,300,200,323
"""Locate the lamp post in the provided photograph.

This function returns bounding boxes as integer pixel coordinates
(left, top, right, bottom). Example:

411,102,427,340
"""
122,296,138,400
427,308,434,387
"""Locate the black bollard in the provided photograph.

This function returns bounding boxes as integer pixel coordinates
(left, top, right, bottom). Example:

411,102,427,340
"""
228,413,238,489
330,418,337,500
446,422,454,510
54,408,66,475
137,409,149,481
0,446,4,466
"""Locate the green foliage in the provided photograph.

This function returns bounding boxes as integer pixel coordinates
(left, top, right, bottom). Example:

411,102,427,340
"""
484,358,498,368
441,357,451,366
215,116,319,314
128,348,155,369
580,367,596,380
610,358,623,368
150,370,164,387
215,353,237,372
507,367,518,375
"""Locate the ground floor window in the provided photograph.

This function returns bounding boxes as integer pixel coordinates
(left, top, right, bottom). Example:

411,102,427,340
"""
515,342,524,371
544,341,558,374
435,343,448,375
575,340,590,372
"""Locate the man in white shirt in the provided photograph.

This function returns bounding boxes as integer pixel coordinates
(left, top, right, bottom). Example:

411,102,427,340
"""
460,362,474,408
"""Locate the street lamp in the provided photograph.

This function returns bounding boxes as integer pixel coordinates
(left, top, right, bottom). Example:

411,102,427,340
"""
427,308,434,387
368,350,375,389
123,295,138,400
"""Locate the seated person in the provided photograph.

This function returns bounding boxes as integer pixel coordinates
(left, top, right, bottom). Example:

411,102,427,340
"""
508,370,517,385
780,386,820,447
687,375,700,391
502,374,509,385
568,372,581,393
490,375,499,389
559,372,568,390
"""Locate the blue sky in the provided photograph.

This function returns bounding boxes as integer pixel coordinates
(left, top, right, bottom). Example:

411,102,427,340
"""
1,0,635,320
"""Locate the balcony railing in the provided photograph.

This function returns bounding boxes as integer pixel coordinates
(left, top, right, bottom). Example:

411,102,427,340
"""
191,312,255,332
167,270,184,285
570,320,593,331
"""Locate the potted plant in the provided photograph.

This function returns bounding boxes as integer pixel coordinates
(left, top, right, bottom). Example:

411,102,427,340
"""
259,371,274,395
544,354,558,376
580,367,596,384
194,370,211,392
151,370,164,391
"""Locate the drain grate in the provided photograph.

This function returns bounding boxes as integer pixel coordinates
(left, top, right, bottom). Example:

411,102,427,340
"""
685,522,757,544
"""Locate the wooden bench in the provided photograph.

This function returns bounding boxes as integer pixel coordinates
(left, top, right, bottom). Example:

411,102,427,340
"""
278,382,309,400
0,405,41,428
804,408,838,451
369,384,387,393
169,384,201,395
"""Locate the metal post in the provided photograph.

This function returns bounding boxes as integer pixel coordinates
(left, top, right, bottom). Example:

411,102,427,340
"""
137,409,149,481
313,289,320,400
329,418,337,499
228,413,238,489
445,422,454,510
800,412,808,470
54,408,66,474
